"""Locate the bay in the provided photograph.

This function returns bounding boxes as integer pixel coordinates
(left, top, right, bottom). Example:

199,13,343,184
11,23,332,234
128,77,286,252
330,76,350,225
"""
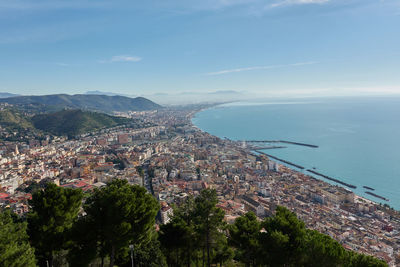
192,96,400,210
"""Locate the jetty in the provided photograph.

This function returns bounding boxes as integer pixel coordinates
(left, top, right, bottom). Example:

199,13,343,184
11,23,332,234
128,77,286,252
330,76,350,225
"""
244,140,318,148
363,186,375,191
306,169,357,189
248,146,287,150
365,191,389,201
255,150,305,170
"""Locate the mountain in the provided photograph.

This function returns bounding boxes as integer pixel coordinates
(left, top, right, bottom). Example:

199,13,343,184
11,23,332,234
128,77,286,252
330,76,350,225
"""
85,90,135,97
0,94,161,113
0,109,34,130
0,92,20,98
31,109,131,136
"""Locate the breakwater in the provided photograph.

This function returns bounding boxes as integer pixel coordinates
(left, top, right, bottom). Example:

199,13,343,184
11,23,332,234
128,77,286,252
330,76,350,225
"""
255,150,305,170
306,169,357,189
363,186,375,191
249,146,287,150
244,140,318,148
365,191,389,201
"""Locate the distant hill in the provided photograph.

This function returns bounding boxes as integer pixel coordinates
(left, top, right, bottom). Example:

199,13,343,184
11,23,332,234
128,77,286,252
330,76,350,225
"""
32,109,131,136
0,109,34,130
0,92,20,98
0,94,161,113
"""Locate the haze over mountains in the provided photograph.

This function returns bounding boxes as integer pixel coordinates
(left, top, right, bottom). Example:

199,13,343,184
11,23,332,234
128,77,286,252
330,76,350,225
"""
0,92,20,98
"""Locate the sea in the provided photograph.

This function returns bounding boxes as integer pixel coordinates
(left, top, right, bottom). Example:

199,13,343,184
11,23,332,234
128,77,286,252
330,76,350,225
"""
192,96,400,210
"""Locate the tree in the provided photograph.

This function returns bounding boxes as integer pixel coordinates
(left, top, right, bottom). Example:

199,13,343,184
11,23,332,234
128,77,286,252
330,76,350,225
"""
346,251,388,267
193,189,226,267
67,216,98,267
115,229,166,267
82,179,159,267
159,216,191,266
0,209,36,267
259,206,307,266
212,234,234,267
159,197,197,267
229,212,261,266
27,182,83,267
302,229,346,267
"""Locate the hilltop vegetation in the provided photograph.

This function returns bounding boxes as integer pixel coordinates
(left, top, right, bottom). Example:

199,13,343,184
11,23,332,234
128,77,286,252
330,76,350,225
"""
0,108,133,138
0,94,161,113
0,183,388,267
0,109,34,130
32,109,131,136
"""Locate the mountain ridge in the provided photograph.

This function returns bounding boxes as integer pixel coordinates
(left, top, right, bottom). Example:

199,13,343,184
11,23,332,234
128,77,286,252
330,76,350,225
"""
0,94,161,113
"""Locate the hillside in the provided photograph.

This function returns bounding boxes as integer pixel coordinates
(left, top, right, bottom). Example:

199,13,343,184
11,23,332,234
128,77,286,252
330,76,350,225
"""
0,109,34,130
0,94,161,113
31,109,131,136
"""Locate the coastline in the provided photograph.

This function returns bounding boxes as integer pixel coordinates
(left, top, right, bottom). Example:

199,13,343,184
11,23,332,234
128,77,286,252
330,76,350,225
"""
189,105,394,211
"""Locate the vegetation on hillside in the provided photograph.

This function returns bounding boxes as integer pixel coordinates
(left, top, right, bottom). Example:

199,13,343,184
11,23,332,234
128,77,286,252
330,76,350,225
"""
31,109,131,136
0,109,34,130
0,183,388,267
0,210,36,267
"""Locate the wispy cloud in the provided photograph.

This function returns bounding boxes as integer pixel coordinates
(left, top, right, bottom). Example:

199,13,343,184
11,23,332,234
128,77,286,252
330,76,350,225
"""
205,61,317,76
99,55,142,63
269,0,330,8
0,0,109,11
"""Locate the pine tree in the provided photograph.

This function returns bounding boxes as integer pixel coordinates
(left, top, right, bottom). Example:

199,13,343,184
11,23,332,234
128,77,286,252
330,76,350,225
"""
193,189,226,267
27,183,83,267
0,209,36,267
229,212,261,266
80,179,159,267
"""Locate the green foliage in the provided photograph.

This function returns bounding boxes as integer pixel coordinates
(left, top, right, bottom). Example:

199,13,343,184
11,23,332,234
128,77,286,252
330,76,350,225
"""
27,183,83,267
0,209,36,267
259,206,307,266
346,251,388,267
159,197,197,266
227,206,388,267
229,212,261,266
32,109,131,136
0,108,35,130
194,189,228,267
75,179,159,267
159,189,231,267
115,229,166,267
302,229,346,267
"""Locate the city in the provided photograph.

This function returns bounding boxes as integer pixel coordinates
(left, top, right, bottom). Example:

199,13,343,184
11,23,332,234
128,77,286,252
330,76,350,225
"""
1,104,399,266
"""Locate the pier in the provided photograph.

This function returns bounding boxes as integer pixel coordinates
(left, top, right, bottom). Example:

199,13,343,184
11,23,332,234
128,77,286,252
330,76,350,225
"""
365,191,389,202
255,150,305,170
248,146,287,150
306,169,357,189
243,140,318,148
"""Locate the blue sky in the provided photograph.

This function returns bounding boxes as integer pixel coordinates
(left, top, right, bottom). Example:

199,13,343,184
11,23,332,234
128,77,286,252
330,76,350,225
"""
0,0,399,98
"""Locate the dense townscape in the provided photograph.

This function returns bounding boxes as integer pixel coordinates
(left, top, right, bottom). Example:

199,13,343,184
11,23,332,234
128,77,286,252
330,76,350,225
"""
0,104,399,266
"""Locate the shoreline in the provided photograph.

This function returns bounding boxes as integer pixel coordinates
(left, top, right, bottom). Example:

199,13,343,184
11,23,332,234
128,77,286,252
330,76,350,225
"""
189,105,395,211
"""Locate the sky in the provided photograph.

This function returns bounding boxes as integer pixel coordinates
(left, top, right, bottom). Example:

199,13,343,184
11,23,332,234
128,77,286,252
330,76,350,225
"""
0,0,399,99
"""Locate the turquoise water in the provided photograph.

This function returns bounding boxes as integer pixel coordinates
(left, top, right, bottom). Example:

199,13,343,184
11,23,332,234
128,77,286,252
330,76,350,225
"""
192,96,400,209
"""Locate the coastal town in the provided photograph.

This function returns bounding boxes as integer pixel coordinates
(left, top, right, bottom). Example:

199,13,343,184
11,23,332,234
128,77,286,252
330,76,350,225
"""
0,105,399,266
